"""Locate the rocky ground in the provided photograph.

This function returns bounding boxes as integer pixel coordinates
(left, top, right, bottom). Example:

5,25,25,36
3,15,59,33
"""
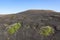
0,10,60,40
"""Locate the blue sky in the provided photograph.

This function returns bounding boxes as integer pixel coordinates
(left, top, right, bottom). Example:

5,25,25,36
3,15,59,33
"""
0,0,60,14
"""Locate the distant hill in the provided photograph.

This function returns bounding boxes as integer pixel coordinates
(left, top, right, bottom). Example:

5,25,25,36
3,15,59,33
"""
0,10,60,40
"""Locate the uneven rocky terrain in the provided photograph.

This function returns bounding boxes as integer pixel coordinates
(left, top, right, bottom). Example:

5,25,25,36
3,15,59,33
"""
0,10,60,40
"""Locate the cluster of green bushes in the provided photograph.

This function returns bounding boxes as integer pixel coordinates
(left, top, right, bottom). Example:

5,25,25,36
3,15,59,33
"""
7,22,54,37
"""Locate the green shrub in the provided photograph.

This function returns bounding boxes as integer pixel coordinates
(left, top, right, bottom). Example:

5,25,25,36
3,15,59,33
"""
8,22,21,35
39,26,54,36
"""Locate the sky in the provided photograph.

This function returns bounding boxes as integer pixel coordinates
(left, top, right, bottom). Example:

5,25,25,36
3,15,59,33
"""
0,0,60,14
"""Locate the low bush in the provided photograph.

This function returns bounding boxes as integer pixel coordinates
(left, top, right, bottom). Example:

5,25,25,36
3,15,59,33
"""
39,26,54,36
8,22,21,35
